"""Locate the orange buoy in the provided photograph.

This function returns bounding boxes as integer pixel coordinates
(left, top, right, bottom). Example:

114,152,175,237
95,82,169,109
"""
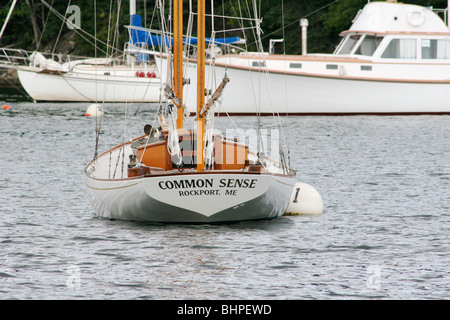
1,105,10,110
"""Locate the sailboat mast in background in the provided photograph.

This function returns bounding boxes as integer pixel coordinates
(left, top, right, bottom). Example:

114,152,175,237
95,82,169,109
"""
129,0,136,17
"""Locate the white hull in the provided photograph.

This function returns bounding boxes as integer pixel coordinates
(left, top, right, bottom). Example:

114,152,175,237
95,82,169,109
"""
153,1,450,115
155,54,450,115
84,142,295,223
16,67,162,102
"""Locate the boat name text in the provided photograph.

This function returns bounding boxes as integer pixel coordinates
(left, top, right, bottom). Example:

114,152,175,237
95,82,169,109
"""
158,178,257,190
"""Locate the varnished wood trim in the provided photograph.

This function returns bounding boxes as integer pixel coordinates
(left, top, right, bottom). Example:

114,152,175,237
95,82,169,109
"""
213,61,450,84
85,167,295,183
339,30,450,36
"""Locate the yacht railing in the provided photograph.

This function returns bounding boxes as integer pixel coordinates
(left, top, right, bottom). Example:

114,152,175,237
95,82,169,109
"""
0,47,133,71
0,48,30,68
432,8,448,26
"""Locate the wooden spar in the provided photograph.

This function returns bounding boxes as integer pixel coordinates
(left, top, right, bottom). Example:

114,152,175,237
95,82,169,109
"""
196,0,206,172
173,0,183,128
200,75,229,117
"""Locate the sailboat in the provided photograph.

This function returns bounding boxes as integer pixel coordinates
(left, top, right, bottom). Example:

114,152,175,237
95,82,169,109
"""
84,0,302,223
4,0,161,103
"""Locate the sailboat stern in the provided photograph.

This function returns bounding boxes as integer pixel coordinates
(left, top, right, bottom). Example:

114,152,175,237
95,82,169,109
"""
140,173,295,222
85,169,295,223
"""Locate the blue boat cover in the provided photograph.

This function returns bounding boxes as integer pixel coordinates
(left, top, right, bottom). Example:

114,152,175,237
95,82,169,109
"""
129,14,241,47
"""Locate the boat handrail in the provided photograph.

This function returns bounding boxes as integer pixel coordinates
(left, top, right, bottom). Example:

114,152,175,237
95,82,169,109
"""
0,47,30,67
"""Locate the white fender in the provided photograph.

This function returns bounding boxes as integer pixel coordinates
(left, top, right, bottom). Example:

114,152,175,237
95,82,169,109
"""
84,103,104,117
284,182,323,215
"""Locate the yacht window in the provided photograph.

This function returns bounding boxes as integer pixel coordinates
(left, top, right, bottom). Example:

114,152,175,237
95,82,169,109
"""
421,39,450,59
354,35,384,56
289,63,302,68
381,39,416,59
252,61,266,67
337,35,361,55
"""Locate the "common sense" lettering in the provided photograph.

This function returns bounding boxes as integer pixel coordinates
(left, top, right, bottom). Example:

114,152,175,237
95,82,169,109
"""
219,178,257,188
158,179,213,190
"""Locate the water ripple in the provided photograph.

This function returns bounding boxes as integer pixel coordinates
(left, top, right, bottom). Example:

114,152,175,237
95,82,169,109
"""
1,105,449,299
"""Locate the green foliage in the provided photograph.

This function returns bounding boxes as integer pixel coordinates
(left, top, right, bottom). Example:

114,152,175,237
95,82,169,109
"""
1,0,449,56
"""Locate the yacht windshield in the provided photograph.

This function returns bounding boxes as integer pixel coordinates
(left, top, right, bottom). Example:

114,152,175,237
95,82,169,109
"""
354,35,384,56
336,35,361,55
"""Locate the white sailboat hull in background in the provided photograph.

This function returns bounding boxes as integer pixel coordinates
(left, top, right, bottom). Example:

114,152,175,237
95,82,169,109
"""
16,67,162,102
155,54,450,115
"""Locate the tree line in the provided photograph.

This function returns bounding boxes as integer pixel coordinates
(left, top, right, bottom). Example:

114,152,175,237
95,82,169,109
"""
0,0,448,57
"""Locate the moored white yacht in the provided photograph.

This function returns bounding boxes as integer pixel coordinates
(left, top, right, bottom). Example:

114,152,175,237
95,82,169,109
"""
154,0,450,115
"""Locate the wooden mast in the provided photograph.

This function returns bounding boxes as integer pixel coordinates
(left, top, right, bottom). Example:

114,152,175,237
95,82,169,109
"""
196,0,205,171
173,0,183,128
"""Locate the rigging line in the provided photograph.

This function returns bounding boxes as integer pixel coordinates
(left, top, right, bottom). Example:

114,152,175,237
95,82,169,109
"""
60,74,95,101
214,1,264,166
207,26,259,33
180,3,195,116
91,0,120,115
106,0,113,57
134,1,167,116
0,73,31,99
52,0,72,55
249,0,341,46
248,1,287,144
234,0,264,136
40,0,118,56
249,0,288,167
111,0,123,58
94,0,97,104
144,0,147,29
248,0,265,155
137,9,166,164
133,73,158,116
137,106,162,165
189,12,259,21
93,0,102,161
37,0,55,49
280,0,291,167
